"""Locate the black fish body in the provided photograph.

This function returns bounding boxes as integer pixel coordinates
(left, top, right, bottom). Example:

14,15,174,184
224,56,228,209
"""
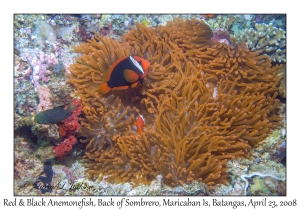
95,56,150,94
34,107,72,124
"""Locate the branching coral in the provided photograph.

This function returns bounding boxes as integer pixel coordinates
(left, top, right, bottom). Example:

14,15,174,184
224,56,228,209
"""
68,18,282,187
237,23,286,63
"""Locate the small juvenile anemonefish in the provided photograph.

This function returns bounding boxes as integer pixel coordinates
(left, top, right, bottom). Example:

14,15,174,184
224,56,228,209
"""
94,56,150,94
135,114,145,134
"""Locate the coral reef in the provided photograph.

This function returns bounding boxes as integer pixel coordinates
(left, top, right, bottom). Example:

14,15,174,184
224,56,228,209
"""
14,135,50,195
19,50,59,88
14,14,81,150
213,156,286,195
242,172,285,196
14,14,286,195
68,18,282,187
14,76,38,117
253,15,286,29
206,15,232,29
33,20,57,48
14,15,79,136
212,123,286,196
161,180,207,196
36,84,53,112
78,26,93,42
237,23,286,63
273,141,286,163
201,14,215,19
228,15,253,37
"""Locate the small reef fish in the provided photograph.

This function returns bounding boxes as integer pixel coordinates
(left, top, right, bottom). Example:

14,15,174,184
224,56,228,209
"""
33,161,53,194
135,114,145,134
95,56,150,94
34,99,79,124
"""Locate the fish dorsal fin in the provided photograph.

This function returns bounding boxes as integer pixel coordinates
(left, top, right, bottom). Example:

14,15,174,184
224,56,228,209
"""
129,56,144,74
123,69,139,83
103,69,110,82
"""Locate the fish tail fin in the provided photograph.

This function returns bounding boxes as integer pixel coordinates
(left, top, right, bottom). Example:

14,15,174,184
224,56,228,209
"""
94,83,111,94
137,128,143,134
66,99,79,112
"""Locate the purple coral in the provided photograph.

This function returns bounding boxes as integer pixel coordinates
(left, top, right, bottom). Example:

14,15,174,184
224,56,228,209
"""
254,14,264,23
211,28,231,45
36,84,52,112
273,142,286,163
37,64,51,82
28,51,58,87
78,26,93,42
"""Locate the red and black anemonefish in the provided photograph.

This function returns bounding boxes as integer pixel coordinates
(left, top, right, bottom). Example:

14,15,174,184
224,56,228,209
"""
134,114,145,134
94,56,150,94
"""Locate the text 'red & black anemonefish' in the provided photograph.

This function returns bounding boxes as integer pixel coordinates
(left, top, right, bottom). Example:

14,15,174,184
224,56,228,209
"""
94,56,150,94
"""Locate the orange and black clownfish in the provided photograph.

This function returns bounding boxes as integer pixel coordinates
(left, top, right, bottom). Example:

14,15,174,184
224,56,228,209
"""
135,114,145,134
94,56,150,94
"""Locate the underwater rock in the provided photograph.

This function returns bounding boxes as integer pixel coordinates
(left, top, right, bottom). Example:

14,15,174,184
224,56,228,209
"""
34,21,57,48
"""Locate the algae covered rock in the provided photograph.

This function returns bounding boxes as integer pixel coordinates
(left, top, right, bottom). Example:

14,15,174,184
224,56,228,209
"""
34,21,57,48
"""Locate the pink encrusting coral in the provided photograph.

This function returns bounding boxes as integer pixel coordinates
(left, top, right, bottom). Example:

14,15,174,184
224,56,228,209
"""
36,84,53,112
211,28,231,45
78,26,93,42
25,51,58,87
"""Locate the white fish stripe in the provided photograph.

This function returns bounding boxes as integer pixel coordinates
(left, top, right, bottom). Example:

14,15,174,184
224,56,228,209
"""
130,56,144,74
139,114,145,123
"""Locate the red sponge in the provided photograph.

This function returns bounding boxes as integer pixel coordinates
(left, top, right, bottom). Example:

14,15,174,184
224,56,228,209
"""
53,135,77,159
59,98,82,137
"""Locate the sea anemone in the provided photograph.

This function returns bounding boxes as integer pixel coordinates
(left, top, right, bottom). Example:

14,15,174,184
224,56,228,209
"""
68,18,282,187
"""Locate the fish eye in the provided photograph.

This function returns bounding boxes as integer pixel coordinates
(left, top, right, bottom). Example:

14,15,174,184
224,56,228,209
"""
138,60,142,64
